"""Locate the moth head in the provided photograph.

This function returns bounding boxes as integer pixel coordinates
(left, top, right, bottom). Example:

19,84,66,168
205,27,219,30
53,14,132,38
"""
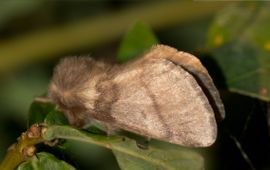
48,56,104,126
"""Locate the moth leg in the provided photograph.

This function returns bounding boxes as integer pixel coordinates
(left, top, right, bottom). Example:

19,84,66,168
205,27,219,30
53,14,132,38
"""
146,136,151,142
136,137,150,150
62,110,89,127
103,122,119,136
63,110,81,127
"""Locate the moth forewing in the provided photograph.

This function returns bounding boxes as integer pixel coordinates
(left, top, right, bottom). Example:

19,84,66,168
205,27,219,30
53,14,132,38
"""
111,58,217,147
140,45,225,120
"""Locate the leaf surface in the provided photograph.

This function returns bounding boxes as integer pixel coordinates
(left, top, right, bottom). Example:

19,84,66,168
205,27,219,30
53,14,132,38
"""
17,152,76,170
43,125,204,170
117,21,159,63
206,2,270,100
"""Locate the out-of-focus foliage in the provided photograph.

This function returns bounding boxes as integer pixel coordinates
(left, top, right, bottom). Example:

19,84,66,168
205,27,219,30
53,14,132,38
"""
0,0,43,29
117,22,158,63
0,1,225,73
206,2,270,101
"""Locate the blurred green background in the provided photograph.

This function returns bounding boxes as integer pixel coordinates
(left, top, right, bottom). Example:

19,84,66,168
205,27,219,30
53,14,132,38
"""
0,1,269,170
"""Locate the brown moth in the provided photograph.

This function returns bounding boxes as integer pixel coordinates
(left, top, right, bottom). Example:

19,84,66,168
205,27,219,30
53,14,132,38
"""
48,45,225,147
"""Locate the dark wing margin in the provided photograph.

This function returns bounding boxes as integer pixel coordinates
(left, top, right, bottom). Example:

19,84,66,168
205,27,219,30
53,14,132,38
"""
141,45,225,120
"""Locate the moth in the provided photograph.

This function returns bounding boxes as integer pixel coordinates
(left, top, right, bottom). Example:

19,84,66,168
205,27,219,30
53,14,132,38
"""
48,45,225,147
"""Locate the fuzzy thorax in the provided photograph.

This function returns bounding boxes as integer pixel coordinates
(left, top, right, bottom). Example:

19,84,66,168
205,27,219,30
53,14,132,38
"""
48,56,107,126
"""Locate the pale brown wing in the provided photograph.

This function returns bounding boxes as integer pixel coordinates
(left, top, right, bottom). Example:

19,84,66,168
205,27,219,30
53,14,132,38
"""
132,45,225,120
111,58,217,147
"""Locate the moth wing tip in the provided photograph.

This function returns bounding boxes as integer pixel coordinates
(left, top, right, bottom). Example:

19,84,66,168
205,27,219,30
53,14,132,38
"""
198,126,217,147
171,122,217,147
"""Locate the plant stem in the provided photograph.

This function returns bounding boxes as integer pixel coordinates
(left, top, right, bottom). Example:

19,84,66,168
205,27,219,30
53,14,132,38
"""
0,125,45,170
0,146,24,170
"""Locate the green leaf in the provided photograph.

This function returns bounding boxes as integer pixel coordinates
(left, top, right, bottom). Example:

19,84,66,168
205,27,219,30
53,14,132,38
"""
206,2,270,101
17,152,76,170
42,125,204,170
117,21,159,63
82,122,107,135
112,141,204,170
29,99,69,126
42,125,122,147
28,100,55,126
45,110,69,126
206,3,256,49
